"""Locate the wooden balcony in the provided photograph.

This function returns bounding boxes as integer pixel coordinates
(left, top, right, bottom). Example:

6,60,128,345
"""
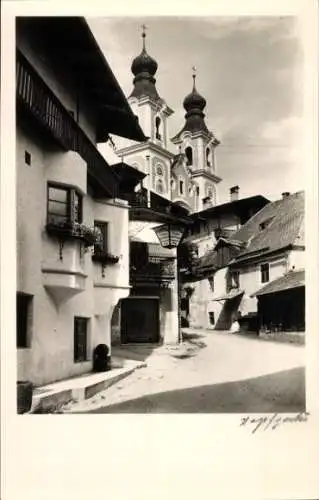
16,50,119,198
130,259,175,286
124,189,149,208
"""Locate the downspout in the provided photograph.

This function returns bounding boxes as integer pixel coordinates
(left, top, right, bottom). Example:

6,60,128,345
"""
146,154,151,207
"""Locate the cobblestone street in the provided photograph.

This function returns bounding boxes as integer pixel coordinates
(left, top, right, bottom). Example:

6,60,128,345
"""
64,330,305,414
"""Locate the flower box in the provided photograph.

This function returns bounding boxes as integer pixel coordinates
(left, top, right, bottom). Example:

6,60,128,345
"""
46,222,102,248
92,252,120,265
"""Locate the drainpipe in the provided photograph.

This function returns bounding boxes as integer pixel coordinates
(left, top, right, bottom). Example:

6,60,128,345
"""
177,261,182,343
146,154,151,207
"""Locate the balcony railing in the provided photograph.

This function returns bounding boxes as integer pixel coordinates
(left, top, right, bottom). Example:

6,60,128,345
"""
16,50,118,198
130,259,175,284
124,189,148,208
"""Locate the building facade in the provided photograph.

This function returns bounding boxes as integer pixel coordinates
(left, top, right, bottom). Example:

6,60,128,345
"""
186,191,305,332
16,17,147,386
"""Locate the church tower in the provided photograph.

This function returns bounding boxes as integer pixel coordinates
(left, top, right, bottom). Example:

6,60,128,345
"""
171,69,222,211
116,26,175,201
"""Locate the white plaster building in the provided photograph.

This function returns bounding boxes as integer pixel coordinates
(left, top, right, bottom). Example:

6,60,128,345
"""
16,17,146,386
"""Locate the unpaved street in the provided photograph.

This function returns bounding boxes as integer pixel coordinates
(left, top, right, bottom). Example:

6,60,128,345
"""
64,330,305,414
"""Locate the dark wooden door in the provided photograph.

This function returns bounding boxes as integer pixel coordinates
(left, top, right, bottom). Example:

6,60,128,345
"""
121,298,159,343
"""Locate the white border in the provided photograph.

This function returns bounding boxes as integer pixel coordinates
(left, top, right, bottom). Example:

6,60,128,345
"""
1,2,318,500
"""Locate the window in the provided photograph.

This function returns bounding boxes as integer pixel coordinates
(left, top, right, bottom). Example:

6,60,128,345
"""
259,217,274,231
25,151,31,165
233,271,240,288
206,147,211,166
94,221,108,254
226,271,240,292
209,312,215,325
155,116,161,140
74,317,89,362
179,180,184,195
47,184,82,226
260,263,269,283
185,146,193,166
17,292,33,348
196,186,200,196
208,276,214,292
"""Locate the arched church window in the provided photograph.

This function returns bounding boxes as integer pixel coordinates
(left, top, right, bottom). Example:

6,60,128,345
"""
156,179,164,194
206,147,211,167
196,186,200,196
185,146,193,166
155,116,162,140
179,179,184,195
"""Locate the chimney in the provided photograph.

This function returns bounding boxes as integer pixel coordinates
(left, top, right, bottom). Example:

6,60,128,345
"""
282,192,290,199
230,185,239,201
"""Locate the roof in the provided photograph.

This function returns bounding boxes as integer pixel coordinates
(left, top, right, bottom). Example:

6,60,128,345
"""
16,17,147,143
111,162,146,189
229,191,305,265
191,195,270,222
251,270,305,297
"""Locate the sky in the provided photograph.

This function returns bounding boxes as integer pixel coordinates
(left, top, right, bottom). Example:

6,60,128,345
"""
88,16,304,203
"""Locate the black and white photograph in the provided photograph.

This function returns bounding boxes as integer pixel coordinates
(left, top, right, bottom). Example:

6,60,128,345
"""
2,3,319,499
14,15,308,415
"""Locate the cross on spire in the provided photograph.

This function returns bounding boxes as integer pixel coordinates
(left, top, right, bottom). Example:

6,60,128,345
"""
192,66,197,89
141,24,147,49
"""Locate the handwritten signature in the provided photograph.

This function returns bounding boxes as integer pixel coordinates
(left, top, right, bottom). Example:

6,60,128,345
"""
240,412,310,433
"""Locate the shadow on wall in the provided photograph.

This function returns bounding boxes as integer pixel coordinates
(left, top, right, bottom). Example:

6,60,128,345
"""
215,294,243,330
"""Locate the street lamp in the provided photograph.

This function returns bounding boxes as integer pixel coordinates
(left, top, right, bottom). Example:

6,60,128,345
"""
153,223,185,249
153,222,187,344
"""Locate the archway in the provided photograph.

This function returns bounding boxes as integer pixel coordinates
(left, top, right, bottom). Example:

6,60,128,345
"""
111,300,122,346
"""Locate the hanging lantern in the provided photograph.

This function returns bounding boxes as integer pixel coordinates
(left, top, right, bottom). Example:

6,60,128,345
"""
153,223,185,249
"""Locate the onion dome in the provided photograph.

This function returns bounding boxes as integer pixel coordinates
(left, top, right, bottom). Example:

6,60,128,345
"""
129,27,161,101
183,74,207,112
131,48,158,77
171,68,210,141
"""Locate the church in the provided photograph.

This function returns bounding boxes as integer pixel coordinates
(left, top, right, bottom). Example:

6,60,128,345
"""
115,27,222,215
105,27,225,345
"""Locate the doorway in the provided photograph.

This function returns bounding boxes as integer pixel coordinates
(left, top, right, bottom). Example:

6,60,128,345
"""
121,298,160,343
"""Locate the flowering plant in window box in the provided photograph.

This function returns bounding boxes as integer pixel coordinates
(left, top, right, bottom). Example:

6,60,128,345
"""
72,223,103,248
46,221,103,248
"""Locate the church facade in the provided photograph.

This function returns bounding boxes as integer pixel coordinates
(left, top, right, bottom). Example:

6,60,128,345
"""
116,28,222,215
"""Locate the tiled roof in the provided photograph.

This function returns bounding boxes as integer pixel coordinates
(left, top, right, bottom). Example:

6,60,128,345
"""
194,191,304,274
251,269,305,297
230,191,305,264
